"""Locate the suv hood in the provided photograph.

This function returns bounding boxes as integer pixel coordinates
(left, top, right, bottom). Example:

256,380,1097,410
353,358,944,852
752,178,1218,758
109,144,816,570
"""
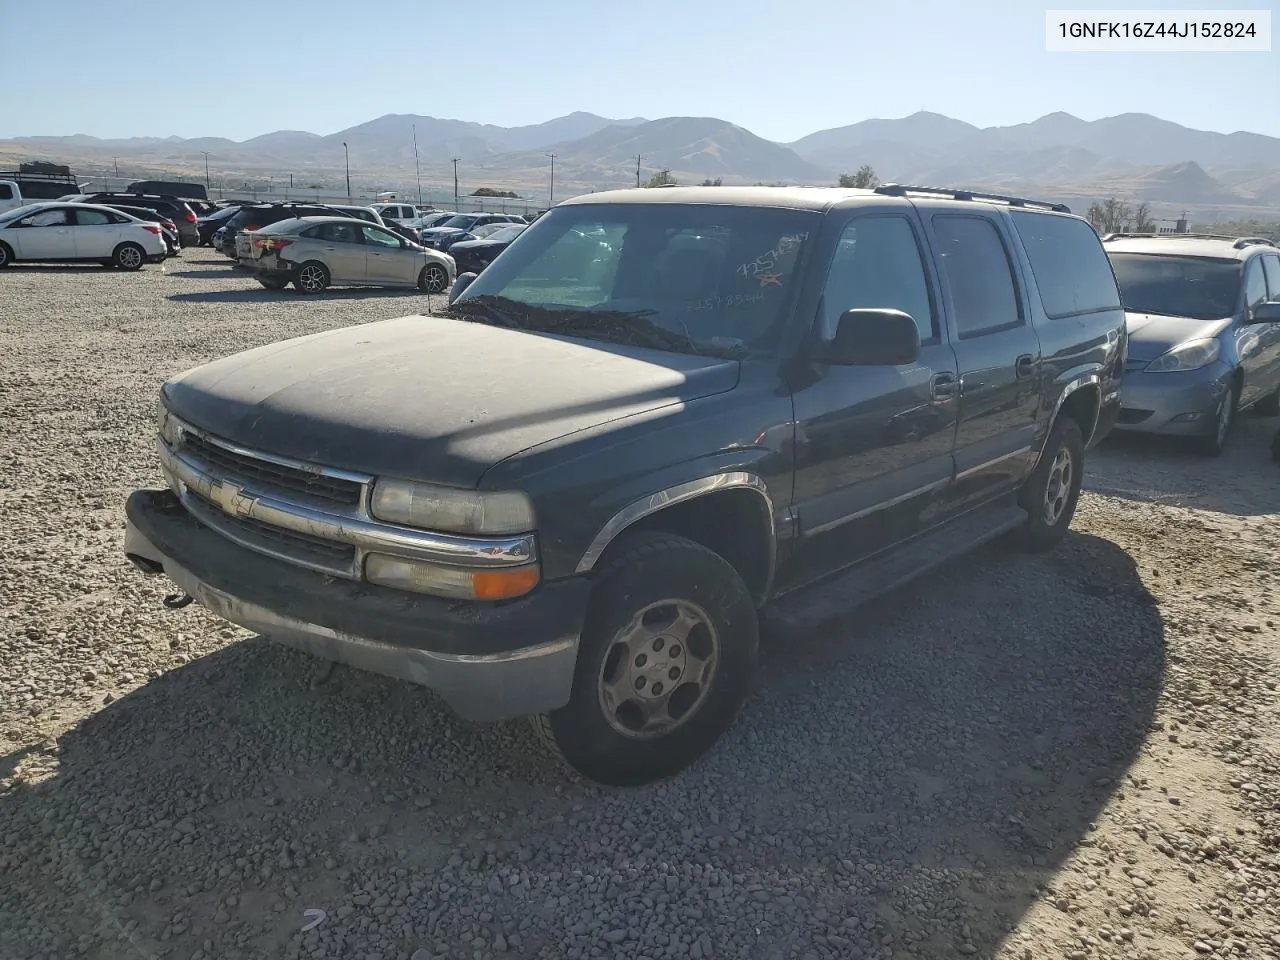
1124,311,1230,362
162,314,740,488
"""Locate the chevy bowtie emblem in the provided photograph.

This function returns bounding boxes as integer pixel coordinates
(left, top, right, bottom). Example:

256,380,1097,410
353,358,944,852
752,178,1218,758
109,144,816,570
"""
214,480,257,518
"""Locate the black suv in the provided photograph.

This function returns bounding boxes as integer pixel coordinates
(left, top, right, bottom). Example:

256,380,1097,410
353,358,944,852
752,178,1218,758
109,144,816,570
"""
124,184,1126,786
81,193,200,247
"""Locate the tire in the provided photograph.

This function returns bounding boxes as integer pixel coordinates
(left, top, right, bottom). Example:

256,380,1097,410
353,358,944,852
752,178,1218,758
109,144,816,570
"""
534,531,759,787
1015,417,1085,553
418,262,449,294
294,261,329,294
0,242,11,268
113,243,145,271
1252,385,1280,417
1195,381,1238,457
257,275,289,291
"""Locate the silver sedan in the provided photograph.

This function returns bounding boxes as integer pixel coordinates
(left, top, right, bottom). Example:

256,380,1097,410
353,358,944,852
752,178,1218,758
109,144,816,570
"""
245,216,456,294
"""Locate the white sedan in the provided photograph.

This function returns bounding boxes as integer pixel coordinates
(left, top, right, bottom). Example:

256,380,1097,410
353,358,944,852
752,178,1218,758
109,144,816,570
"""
0,202,168,270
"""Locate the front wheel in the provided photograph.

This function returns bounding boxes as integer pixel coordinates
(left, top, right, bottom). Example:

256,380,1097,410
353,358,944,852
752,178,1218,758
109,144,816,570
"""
534,531,759,787
113,243,145,271
294,261,329,294
0,241,12,268
1196,382,1238,457
257,275,289,291
1014,418,1084,553
418,262,450,294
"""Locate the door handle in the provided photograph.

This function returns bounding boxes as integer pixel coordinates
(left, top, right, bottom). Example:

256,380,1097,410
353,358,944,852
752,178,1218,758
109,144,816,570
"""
930,373,958,402
1015,354,1038,379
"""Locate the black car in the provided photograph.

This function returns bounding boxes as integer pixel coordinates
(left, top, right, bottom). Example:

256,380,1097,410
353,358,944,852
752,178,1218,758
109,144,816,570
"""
124,183,1126,787
418,213,525,252
105,204,182,256
448,222,527,274
195,204,242,245
125,180,209,202
81,193,200,247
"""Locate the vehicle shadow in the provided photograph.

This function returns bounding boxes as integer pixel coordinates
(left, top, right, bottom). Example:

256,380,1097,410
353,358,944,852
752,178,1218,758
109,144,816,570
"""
163,267,241,279
3,264,116,274
1087,412,1280,517
0,531,1162,959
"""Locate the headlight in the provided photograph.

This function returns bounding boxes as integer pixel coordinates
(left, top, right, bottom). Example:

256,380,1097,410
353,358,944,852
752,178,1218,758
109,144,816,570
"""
1145,338,1220,373
159,408,182,446
369,479,534,535
365,554,540,600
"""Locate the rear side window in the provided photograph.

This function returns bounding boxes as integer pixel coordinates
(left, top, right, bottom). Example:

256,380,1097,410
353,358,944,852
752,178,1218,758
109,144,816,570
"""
931,215,1022,337
75,210,111,225
0,184,11,200
1010,211,1122,319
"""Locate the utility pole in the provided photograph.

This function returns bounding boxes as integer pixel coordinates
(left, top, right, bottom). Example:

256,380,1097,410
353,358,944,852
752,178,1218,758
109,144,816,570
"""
451,157,460,206
343,142,351,200
546,153,556,207
201,152,211,188
113,157,119,179
635,154,643,188
413,124,423,208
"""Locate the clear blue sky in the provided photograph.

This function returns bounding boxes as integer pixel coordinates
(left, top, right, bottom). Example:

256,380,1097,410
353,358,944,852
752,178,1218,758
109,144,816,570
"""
2,0,1276,141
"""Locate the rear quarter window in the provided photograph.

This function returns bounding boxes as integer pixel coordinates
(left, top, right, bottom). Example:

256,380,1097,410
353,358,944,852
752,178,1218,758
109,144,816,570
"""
1010,211,1122,319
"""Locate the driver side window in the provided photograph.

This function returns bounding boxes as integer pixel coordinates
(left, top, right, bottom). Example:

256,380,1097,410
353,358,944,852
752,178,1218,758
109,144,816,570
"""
22,209,70,227
1244,259,1268,311
819,216,936,342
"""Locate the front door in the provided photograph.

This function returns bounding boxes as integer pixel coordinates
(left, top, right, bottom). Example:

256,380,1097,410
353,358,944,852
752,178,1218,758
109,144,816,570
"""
13,206,76,259
1257,254,1280,398
361,224,415,283
785,209,959,592
925,212,1044,511
1237,256,1278,407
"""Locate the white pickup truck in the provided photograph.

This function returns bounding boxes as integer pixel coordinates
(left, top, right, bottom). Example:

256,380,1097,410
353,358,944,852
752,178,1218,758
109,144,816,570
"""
0,163,84,215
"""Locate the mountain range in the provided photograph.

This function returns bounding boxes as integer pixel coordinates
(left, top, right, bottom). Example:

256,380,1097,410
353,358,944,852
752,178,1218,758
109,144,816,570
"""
3,110,1279,221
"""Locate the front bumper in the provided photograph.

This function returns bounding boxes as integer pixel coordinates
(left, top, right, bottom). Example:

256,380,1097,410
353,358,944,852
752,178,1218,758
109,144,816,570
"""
124,488,589,722
1111,361,1233,436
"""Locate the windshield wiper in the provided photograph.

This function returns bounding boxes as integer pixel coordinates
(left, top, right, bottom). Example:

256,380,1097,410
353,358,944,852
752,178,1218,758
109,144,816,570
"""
440,293,527,329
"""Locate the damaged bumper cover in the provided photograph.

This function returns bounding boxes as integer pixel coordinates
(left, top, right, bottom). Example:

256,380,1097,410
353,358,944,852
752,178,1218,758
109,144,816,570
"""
124,489,588,722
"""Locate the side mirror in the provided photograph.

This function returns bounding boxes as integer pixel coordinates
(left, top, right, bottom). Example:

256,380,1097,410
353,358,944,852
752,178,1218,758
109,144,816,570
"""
1248,300,1280,323
449,272,478,304
811,308,922,366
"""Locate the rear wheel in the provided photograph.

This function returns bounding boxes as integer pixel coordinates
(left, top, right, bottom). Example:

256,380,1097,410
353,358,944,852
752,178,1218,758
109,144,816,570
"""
418,262,449,293
1014,418,1084,553
534,531,758,787
294,261,329,294
1196,382,1238,457
113,243,145,271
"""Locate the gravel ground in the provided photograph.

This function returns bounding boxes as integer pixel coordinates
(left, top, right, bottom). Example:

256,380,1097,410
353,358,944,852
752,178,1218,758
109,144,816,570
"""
1,251,1279,960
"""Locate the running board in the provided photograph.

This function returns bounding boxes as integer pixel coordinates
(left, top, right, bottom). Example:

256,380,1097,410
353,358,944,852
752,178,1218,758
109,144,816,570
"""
762,501,1028,635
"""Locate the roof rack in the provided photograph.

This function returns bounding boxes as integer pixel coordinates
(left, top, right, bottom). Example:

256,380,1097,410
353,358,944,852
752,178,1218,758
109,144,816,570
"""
874,183,1071,213
1101,232,1277,249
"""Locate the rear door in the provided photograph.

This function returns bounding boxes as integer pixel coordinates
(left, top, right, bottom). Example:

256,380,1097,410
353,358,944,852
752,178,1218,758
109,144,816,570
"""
315,221,366,281
360,224,415,283
70,207,125,257
923,210,1044,507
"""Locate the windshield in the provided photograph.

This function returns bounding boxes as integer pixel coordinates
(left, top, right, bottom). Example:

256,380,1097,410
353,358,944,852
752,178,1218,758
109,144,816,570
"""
451,203,817,358
471,222,507,239
440,215,477,229
1108,253,1242,322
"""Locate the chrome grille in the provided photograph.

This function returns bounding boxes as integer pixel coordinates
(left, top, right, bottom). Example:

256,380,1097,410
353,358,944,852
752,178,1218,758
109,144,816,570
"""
180,432,363,507
184,489,357,576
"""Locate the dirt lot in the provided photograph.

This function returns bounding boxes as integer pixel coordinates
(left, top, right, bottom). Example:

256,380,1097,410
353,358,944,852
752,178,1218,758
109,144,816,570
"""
1,252,1278,960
